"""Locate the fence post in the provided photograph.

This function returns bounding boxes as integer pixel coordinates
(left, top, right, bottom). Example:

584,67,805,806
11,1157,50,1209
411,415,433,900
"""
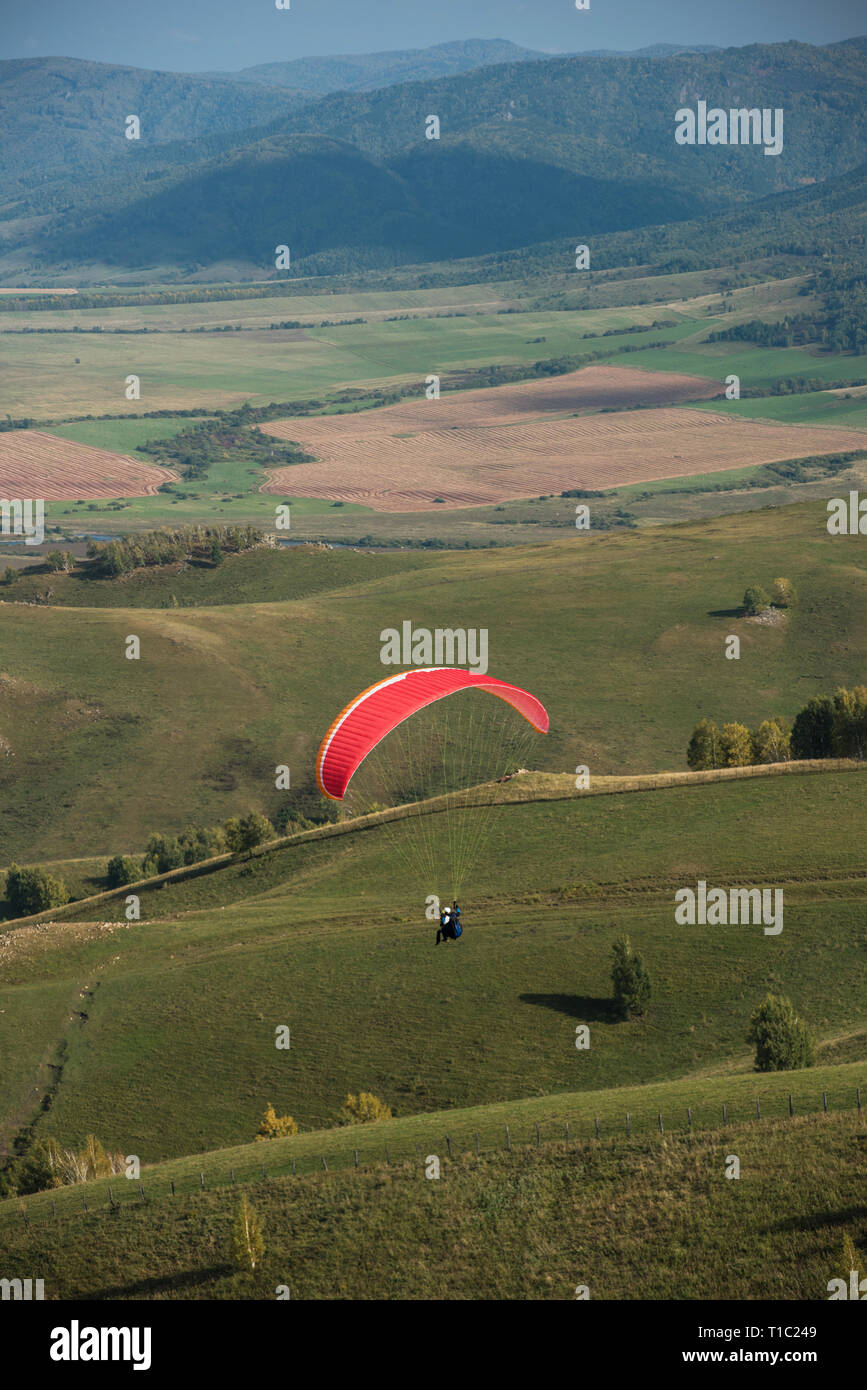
658,1113,663,1135
139,1184,145,1202
594,1117,599,1140
474,1132,479,1156
52,1201,56,1220
354,1149,359,1168
788,1094,793,1117
261,1165,266,1179
823,1091,828,1114
722,1103,727,1126
109,1186,114,1207
170,1180,175,1197
535,1124,541,1148
83,1195,88,1213
687,1107,692,1129
385,1145,390,1165
230,1168,235,1184
22,1211,29,1229
200,1172,205,1190
756,1098,761,1121
292,1159,296,1176
566,1121,570,1143
505,1125,511,1152
446,1136,452,1159
857,1088,862,1114
321,1157,328,1171
626,1112,630,1138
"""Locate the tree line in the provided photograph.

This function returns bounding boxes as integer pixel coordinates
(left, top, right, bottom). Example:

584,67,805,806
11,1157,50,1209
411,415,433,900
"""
687,686,867,769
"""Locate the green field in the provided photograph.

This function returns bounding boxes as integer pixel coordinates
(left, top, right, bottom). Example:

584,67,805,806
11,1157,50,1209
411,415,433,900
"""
2,502,866,863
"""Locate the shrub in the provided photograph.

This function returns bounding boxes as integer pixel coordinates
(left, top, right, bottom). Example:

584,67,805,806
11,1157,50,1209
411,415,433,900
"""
771,577,796,607
339,1092,393,1124
231,1194,265,1273
4,863,69,916
742,585,770,615
255,1103,298,1141
225,810,275,855
747,993,814,1072
611,937,651,1018
106,854,140,888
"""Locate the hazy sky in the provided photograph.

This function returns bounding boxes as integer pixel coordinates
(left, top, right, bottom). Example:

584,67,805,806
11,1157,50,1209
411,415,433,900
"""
1,0,864,72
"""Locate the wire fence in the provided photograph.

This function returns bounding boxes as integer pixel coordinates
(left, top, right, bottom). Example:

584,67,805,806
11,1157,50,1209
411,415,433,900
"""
7,1084,863,1236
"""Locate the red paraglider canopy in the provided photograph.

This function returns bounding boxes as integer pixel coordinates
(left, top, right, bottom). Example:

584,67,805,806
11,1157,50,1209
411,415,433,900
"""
316,668,549,801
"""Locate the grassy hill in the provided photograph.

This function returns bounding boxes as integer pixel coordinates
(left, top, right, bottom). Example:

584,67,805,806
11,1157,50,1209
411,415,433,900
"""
1,1100,864,1299
1,500,865,863
1,764,864,1159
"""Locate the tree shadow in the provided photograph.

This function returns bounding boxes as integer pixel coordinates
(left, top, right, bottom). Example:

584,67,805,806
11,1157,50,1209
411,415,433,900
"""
766,1206,867,1236
520,993,615,1022
707,607,745,618
87,1263,235,1300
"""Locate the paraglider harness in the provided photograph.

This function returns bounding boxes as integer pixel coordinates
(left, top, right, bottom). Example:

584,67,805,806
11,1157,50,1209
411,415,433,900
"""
436,901,463,945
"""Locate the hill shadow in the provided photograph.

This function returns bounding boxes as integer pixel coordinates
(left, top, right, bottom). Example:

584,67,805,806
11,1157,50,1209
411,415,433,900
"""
520,992,614,1022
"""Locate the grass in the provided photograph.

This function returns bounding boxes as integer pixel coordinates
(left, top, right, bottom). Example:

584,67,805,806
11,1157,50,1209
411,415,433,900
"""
1,1106,864,1299
1,499,866,862
1,768,864,1162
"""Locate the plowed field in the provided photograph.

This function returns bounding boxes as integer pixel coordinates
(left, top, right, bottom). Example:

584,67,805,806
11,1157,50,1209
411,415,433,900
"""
0,431,178,499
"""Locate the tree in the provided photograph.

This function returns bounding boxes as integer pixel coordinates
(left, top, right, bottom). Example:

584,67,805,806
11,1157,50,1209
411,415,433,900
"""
747,993,814,1072
141,833,183,877
255,1103,298,1141
686,718,723,770
791,695,835,759
742,585,770,615
231,1194,265,1274
339,1092,393,1124
752,716,791,764
610,937,651,1019
106,854,139,888
831,685,867,760
224,810,275,856
4,864,69,916
2,567,16,585
720,722,754,767
771,577,796,608
208,538,224,566
45,551,74,574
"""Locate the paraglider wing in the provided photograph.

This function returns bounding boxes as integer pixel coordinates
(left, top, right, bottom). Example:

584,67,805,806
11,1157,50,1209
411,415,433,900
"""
316,668,549,801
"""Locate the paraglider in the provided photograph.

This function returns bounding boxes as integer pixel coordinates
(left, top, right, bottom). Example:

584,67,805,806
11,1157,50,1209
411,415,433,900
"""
315,666,549,907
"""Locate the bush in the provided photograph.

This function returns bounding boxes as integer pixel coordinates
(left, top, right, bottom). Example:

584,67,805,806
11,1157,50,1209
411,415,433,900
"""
106,854,140,888
141,833,184,877
339,1092,393,1124
611,937,651,1018
747,993,814,1072
771,577,796,607
255,1103,298,1140
4,863,69,916
742,585,770,615
225,810,275,855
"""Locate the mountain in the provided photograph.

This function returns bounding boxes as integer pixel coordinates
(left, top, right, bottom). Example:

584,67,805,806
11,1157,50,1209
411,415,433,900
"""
10,40,867,277
0,57,313,200
208,38,549,93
